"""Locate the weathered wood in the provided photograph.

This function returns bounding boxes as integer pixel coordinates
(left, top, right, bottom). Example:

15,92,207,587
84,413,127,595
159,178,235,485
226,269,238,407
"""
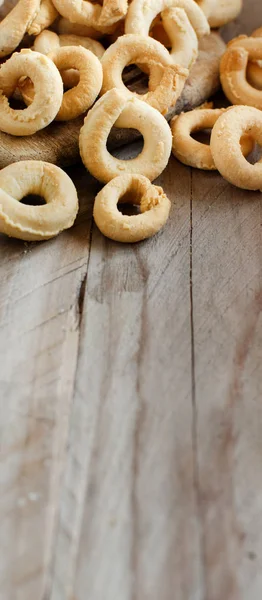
191,165,262,600
1,0,262,599
0,166,98,599
0,32,225,168
49,157,200,600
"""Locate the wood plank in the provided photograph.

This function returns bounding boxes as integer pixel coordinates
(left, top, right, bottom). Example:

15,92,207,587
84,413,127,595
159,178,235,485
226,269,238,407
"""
191,169,262,600
191,2,262,598
49,156,201,600
0,166,99,600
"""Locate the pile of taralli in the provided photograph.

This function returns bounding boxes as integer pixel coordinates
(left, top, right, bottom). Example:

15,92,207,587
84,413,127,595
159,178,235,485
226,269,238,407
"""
0,0,261,243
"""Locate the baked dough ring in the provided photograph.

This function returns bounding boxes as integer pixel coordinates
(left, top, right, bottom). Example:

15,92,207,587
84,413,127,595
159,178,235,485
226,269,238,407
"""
195,0,215,19
56,16,102,40
101,34,188,115
20,46,103,121
0,0,40,57
34,30,105,87
93,174,171,242
171,106,254,169
0,49,63,136
220,37,262,109
210,105,262,191
0,161,78,241
52,0,127,32
79,88,172,183
125,0,210,40
247,29,262,91
27,0,58,36
155,7,198,68
208,0,242,29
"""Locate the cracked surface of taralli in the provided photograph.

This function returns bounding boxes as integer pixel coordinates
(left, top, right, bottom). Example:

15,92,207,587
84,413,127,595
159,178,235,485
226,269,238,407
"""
19,46,103,121
125,0,210,40
220,36,262,109
208,0,242,28
34,30,105,87
93,174,171,242
52,0,128,33
27,0,58,36
0,49,63,135
0,0,40,57
171,104,254,169
79,88,172,183
101,34,188,115
210,105,262,191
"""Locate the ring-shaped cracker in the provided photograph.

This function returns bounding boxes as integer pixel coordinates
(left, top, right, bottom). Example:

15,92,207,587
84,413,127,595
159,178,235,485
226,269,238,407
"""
208,0,242,29
210,105,262,191
125,0,210,40
27,0,58,36
93,174,171,242
247,29,262,91
52,0,127,32
79,88,172,183
101,34,188,115
171,106,254,169
56,16,102,40
0,161,78,241
34,30,105,87
0,0,40,57
220,37,262,109
20,46,103,121
195,0,215,18
156,7,198,68
0,49,63,135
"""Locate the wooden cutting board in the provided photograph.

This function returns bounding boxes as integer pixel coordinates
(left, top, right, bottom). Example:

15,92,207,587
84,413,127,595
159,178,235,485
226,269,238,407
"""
0,32,225,168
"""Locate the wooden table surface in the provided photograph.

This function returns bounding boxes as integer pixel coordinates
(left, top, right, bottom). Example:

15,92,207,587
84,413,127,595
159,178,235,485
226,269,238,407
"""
1,2,262,599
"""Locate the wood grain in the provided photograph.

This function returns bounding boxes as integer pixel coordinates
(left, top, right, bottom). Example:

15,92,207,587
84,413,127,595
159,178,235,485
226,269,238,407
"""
191,164,262,600
0,32,225,168
1,0,262,599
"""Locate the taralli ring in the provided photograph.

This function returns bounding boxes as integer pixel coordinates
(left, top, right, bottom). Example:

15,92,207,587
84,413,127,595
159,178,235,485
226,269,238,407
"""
79,88,172,183
0,161,79,241
27,0,58,36
156,7,198,68
93,174,171,242
247,29,262,91
220,36,262,109
171,105,254,169
210,105,262,191
0,0,40,58
56,16,102,40
101,34,188,115
52,0,127,32
125,0,210,40
34,30,105,59
208,0,242,28
19,46,103,121
195,0,215,19
34,30,105,88
0,49,63,136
